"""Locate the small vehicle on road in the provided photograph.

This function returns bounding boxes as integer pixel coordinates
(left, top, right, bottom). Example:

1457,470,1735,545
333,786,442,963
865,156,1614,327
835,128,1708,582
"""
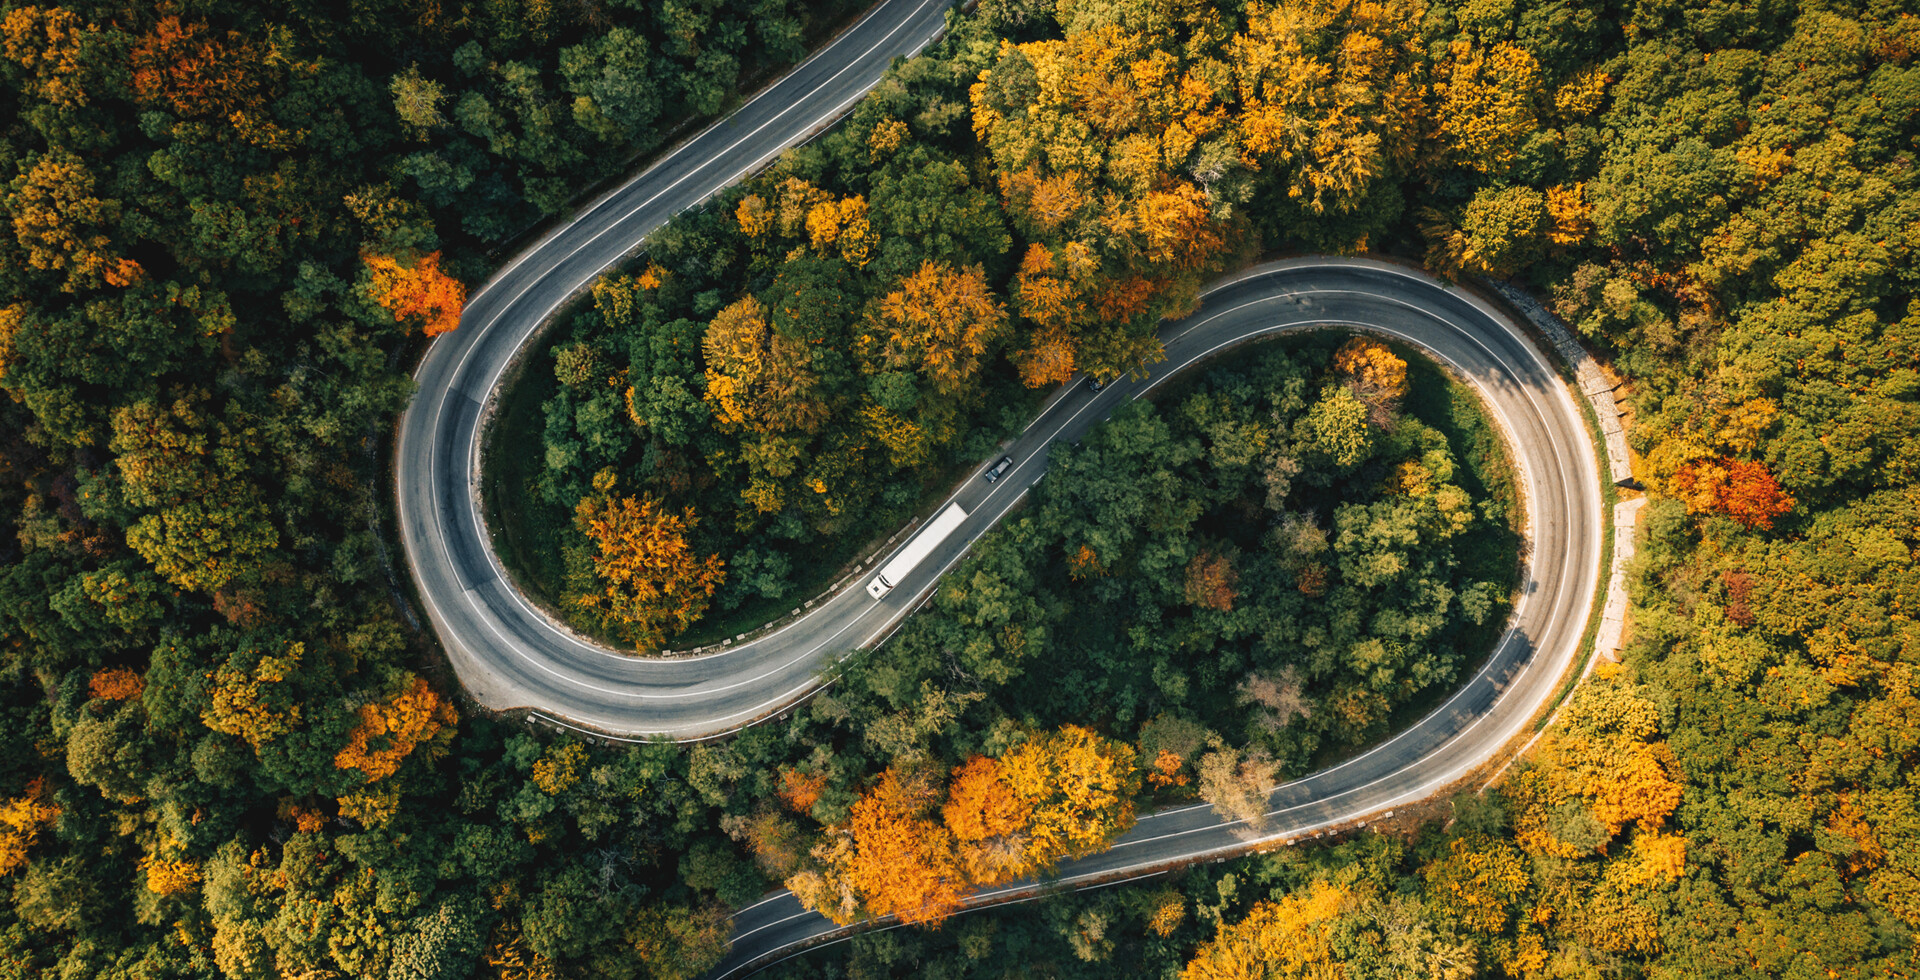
984,456,1014,483
1086,376,1107,392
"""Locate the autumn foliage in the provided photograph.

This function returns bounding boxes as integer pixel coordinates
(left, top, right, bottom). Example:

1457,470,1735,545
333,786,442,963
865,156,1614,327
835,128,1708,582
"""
87,666,145,700
800,766,967,926
1423,835,1530,934
333,677,456,782
130,16,277,119
8,147,143,289
0,779,57,877
789,726,1138,926
700,295,828,435
1146,749,1189,788
967,0,1432,381
1669,457,1795,530
1066,543,1106,580
942,756,1034,882
865,261,1009,395
1179,879,1349,980
573,475,726,650
365,251,466,336
1,7,95,109
777,768,829,814
1507,664,1683,859
1332,336,1409,409
1183,549,1239,612
142,853,204,896
202,641,305,750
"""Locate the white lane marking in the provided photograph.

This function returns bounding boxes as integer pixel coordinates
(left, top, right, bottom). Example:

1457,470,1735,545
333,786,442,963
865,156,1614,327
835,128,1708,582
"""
427,0,949,643
397,0,952,683
424,0,950,336
705,271,1605,968
419,261,1599,749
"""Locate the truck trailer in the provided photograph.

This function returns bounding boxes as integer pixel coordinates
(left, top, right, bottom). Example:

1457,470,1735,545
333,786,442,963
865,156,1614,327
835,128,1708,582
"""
866,502,968,599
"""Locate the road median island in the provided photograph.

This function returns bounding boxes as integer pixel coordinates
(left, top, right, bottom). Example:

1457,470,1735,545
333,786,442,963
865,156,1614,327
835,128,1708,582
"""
703,271,1608,977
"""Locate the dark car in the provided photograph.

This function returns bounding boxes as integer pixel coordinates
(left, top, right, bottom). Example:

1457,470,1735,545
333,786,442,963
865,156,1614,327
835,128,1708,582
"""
984,456,1014,483
1087,376,1107,392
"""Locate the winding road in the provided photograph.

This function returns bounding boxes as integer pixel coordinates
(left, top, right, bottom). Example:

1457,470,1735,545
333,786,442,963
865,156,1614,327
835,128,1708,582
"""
391,0,1607,974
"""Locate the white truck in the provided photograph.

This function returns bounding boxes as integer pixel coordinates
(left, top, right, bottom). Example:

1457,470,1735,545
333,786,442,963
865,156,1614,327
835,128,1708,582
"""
866,502,968,599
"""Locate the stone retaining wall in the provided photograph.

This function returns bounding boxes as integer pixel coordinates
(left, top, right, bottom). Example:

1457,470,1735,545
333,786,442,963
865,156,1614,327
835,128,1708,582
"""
1595,497,1647,662
1483,280,1636,487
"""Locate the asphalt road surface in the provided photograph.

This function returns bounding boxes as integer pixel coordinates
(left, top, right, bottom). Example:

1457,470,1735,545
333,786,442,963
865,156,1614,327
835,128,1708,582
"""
395,0,955,738
706,257,1604,976
389,0,1607,972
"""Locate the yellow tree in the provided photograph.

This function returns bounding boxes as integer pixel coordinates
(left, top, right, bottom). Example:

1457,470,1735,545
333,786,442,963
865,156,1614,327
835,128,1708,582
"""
573,474,726,650
1332,336,1408,402
805,195,877,267
1546,183,1594,246
0,779,58,876
777,769,829,814
791,767,969,927
1129,183,1225,270
1422,834,1530,934
1009,243,1090,386
701,295,829,435
844,767,968,925
1331,335,1408,425
1509,664,1684,857
202,640,305,750
971,27,1231,383
997,725,1140,868
865,261,1009,395
1180,879,1352,980
859,401,933,468
1,6,100,108
7,147,142,290
1006,241,1156,387
1434,41,1543,176
1228,0,1426,214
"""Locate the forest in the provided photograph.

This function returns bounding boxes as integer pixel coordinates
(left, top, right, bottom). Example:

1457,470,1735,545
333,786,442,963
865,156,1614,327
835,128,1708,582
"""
767,665,1696,980
0,0,1916,976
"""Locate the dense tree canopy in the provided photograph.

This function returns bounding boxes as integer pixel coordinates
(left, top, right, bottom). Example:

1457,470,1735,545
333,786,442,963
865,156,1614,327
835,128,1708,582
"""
2,0,1915,973
757,0,1920,974
0,0,860,975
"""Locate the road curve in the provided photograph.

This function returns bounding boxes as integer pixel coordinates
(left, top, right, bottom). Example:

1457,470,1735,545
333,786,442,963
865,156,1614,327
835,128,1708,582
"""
390,0,1606,972
395,0,954,738
706,259,1605,975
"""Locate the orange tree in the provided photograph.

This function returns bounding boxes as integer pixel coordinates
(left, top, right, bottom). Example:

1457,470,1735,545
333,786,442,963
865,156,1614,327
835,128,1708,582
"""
363,250,465,336
572,473,727,650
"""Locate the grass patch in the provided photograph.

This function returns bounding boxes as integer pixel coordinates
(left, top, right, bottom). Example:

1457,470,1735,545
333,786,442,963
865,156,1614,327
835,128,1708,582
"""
1374,335,1524,737
482,325,581,627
